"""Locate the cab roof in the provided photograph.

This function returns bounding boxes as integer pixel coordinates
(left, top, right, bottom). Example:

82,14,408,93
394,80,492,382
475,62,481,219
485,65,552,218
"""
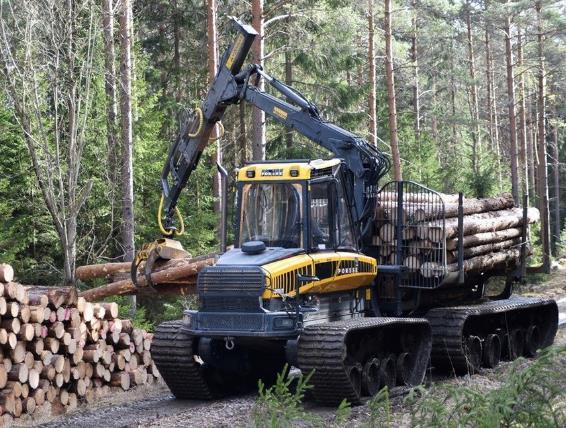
237,159,341,181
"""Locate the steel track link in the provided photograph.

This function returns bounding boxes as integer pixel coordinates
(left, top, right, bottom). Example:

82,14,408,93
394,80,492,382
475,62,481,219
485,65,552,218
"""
425,296,558,373
151,321,215,400
297,317,431,406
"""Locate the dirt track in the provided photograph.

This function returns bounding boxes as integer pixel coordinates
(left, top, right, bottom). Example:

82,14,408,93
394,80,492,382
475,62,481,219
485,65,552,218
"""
23,333,563,428
12,268,564,428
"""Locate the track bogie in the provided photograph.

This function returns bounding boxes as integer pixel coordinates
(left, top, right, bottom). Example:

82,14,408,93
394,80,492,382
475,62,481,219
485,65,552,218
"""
297,318,431,406
426,297,558,374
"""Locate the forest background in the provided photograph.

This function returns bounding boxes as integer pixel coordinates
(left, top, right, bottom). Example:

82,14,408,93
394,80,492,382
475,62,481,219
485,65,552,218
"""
0,0,564,324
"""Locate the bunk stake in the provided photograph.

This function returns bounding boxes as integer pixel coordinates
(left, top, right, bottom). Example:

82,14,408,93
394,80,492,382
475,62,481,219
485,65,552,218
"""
457,192,464,285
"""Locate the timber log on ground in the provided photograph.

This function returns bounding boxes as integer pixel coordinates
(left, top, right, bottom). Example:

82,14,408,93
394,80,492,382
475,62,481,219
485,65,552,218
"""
0,264,160,423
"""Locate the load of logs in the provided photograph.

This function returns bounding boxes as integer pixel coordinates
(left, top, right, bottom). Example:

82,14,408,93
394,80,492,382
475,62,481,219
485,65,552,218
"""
0,264,159,422
373,192,539,281
77,253,217,302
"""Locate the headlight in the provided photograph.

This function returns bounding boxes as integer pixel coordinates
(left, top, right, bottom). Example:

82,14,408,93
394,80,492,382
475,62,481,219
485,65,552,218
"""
183,313,192,327
274,317,295,329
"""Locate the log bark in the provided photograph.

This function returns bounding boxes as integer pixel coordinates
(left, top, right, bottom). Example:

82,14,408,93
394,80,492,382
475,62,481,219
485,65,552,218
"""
446,227,522,250
435,208,539,241
111,371,130,390
6,282,26,303
80,257,215,301
448,239,520,263
24,286,77,308
446,248,521,273
76,262,131,281
8,364,28,383
76,253,216,282
0,365,6,389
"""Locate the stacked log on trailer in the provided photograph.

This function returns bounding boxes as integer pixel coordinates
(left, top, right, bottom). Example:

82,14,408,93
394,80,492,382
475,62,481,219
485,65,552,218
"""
77,253,217,302
372,192,539,283
0,264,159,423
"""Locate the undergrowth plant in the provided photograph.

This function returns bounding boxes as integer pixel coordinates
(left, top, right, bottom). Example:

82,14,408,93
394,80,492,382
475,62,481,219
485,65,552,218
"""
405,344,566,427
252,366,353,428
364,386,393,428
253,365,319,428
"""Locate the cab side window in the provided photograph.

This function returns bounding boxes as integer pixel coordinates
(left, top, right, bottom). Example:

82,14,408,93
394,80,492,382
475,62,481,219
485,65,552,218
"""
310,182,335,250
337,183,355,249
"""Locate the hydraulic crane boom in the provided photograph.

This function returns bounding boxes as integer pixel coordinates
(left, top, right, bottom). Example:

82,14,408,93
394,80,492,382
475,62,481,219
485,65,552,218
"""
161,19,390,240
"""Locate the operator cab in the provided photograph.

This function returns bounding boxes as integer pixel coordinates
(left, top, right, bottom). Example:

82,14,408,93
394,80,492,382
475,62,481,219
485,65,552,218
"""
235,159,358,254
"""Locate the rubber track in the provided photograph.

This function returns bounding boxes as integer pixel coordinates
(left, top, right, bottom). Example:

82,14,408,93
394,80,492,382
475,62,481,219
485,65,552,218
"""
151,321,215,400
297,317,429,406
426,296,558,373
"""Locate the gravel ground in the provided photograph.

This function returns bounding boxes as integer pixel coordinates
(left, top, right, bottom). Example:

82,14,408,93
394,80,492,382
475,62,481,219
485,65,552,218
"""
11,267,564,428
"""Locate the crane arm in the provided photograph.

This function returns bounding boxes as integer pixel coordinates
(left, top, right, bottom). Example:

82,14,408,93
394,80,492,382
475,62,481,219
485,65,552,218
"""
160,20,257,234
160,19,390,235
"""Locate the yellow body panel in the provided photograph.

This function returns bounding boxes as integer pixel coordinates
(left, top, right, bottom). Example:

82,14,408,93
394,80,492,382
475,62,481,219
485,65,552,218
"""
238,159,341,182
261,251,377,299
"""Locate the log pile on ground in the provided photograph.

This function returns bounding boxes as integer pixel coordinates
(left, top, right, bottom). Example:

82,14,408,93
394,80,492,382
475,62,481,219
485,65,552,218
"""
78,253,217,302
0,266,160,423
373,192,539,280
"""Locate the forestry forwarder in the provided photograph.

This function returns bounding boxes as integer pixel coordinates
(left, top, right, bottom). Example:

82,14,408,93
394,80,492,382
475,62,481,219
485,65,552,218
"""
150,19,558,405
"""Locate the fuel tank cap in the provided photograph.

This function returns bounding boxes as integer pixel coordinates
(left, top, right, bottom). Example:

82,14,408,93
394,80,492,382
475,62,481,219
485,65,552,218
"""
241,240,266,254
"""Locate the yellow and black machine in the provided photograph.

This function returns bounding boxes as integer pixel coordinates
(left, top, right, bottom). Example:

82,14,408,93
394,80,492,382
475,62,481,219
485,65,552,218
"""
151,20,558,405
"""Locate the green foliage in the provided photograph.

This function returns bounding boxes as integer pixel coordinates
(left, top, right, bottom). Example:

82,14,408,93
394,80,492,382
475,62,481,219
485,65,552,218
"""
364,387,393,428
334,399,352,426
113,296,155,331
556,227,566,258
0,98,62,284
253,365,320,428
406,345,566,428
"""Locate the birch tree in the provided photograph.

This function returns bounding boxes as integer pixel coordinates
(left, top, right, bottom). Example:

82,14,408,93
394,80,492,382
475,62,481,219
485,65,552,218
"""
367,0,377,146
0,0,98,285
251,0,266,160
384,0,402,180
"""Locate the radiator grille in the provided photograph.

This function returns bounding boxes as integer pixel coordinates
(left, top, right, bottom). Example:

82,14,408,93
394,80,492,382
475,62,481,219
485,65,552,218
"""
197,313,264,331
198,266,265,312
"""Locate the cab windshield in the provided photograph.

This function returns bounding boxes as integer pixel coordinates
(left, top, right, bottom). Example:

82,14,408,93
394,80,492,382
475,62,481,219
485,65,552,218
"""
239,183,303,248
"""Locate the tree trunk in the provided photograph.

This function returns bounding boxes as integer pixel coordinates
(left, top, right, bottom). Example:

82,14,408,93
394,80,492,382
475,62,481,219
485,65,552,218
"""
552,118,560,252
528,94,537,198
465,2,480,174
285,11,293,153
484,8,494,150
484,10,503,189
449,38,458,149
251,0,266,160
119,0,135,315
535,1,551,271
411,0,420,148
517,28,529,202
239,102,247,165
367,0,377,146
172,0,181,103
504,8,519,203
207,0,221,237
102,0,119,203
384,0,402,180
